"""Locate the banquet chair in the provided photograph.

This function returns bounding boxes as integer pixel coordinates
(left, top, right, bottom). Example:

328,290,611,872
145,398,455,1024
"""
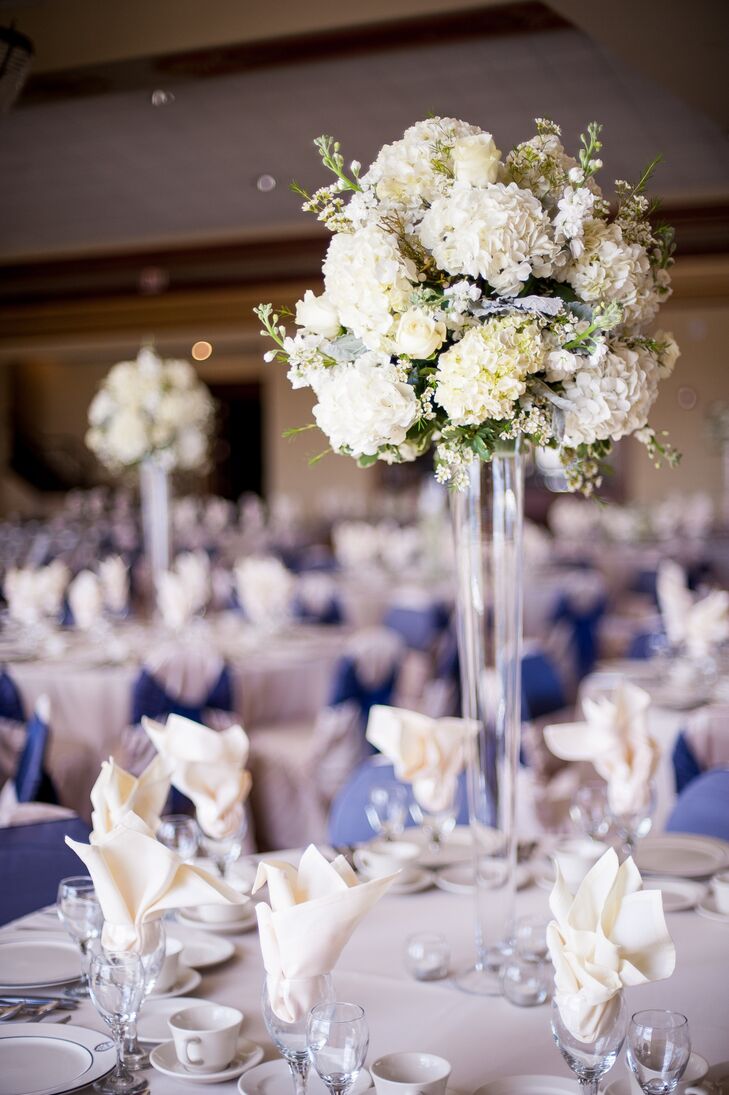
14,696,59,805
627,630,665,659
0,815,90,925
671,704,729,794
550,586,607,681
665,768,729,842
327,756,469,847
0,668,24,723
0,668,26,790
383,601,450,653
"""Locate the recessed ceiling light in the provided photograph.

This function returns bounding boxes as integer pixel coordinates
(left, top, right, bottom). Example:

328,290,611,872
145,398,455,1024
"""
256,174,277,192
151,89,175,106
192,340,213,361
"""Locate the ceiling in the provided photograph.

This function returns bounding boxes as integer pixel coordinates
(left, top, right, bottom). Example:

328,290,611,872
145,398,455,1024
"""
1,2,729,268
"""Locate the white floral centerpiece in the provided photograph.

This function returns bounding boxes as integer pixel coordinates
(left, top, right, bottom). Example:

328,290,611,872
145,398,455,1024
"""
86,346,214,474
256,117,679,493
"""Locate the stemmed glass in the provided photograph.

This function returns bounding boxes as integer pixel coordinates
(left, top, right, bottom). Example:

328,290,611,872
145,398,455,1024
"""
57,875,103,997
121,920,167,1071
570,782,612,842
157,814,201,861
262,974,335,1095
409,796,457,854
199,809,248,879
627,1010,691,1095
551,993,627,1095
611,782,657,860
307,1002,369,1095
365,783,408,841
88,950,147,1095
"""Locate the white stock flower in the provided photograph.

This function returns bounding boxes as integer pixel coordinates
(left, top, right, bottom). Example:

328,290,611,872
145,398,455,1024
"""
419,182,558,295
506,133,579,202
553,186,596,258
323,224,417,351
434,318,544,426
312,352,418,457
543,347,581,382
395,308,447,359
295,289,341,339
561,343,660,447
452,132,501,185
653,330,680,377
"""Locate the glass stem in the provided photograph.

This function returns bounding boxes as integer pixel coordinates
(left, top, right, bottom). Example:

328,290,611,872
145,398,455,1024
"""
112,1024,126,1079
578,1079,599,1095
287,1053,309,1095
124,1019,139,1056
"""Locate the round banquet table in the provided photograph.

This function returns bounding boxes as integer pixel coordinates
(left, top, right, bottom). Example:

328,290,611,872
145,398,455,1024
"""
4,845,729,1094
5,617,347,819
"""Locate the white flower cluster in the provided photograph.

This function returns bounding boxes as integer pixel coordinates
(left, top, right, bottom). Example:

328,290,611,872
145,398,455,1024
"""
86,347,214,473
258,115,678,492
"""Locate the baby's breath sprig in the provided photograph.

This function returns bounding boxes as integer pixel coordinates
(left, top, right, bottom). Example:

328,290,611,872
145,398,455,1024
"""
535,117,562,138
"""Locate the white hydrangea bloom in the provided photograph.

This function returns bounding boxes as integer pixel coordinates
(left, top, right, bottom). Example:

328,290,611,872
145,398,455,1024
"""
281,331,329,390
419,182,558,296
559,220,658,328
312,352,418,457
561,343,660,447
323,224,417,351
434,318,545,426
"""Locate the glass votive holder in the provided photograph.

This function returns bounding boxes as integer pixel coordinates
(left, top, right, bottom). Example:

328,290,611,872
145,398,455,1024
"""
501,955,551,1008
404,932,450,981
512,915,550,962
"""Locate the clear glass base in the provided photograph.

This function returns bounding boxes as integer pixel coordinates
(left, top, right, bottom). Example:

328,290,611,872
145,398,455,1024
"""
123,1045,150,1071
453,964,503,996
94,1072,148,1095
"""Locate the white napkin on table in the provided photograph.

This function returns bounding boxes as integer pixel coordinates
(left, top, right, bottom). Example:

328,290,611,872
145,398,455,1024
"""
66,810,245,950
143,714,251,839
544,682,659,816
156,570,196,629
234,556,294,627
174,551,211,614
253,844,396,1022
548,847,675,1043
98,556,129,615
68,569,103,630
90,755,171,840
366,704,478,812
657,560,729,658
4,562,69,625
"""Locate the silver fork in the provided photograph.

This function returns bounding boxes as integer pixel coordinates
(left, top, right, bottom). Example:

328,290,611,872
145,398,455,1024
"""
27,1001,60,1022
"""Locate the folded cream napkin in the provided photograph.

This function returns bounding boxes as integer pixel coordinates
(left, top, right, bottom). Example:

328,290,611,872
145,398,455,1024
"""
156,570,196,629
143,714,251,839
545,682,659,816
657,560,729,658
98,556,129,615
174,551,211,614
234,556,294,627
253,844,396,1022
4,562,69,625
68,570,103,630
548,847,675,1043
366,704,479,812
90,756,171,840
67,811,244,950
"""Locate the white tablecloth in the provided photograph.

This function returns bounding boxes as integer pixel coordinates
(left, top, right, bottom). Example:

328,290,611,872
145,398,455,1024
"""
6,853,729,1094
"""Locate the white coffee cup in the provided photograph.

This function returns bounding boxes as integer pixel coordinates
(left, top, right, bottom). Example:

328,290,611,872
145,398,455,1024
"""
371,1052,451,1095
711,869,729,914
628,1052,710,1095
193,886,252,925
552,838,609,892
354,841,420,883
169,1003,243,1074
154,937,183,993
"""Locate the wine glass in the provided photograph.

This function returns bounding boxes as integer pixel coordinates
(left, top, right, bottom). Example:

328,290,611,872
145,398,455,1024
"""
627,1010,691,1095
199,808,247,878
57,875,103,997
610,782,657,860
551,993,627,1095
88,950,147,1095
157,814,201,861
409,797,457,854
307,1002,369,1095
365,783,408,841
262,974,335,1095
121,920,167,1071
570,782,612,841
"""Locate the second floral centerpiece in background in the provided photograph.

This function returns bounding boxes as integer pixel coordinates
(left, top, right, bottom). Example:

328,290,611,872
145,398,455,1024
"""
256,116,679,493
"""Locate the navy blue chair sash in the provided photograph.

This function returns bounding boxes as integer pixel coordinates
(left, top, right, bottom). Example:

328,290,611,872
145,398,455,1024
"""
15,710,58,805
0,670,24,723
666,768,729,841
672,731,702,795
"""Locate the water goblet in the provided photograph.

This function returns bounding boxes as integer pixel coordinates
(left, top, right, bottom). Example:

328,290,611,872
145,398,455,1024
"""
122,920,166,1071
199,808,247,879
570,782,612,842
57,875,103,997
365,783,408,841
307,1002,369,1095
409,792,457,855
627,1010,691,1095
610,781,657,860
551,993,627,1095
262,974,335,1095
157,814,201,861
88,950,147,1095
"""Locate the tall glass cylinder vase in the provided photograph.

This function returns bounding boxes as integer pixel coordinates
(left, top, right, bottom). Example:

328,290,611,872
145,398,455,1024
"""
139,457,171,583
450,439,524,995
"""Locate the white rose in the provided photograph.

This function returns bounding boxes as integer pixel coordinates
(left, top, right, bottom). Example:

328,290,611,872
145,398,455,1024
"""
452,133,501,185
395,308,447,359
295,290,341,339
313,352,418,457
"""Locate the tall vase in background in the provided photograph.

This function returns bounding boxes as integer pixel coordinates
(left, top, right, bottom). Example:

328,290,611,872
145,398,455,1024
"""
450,439,524,995
139,457,171,583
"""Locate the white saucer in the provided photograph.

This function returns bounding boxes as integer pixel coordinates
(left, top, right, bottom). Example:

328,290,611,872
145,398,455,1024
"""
176,906,258,935
239,1059,372,1095
531,858,555,892
387,868,434,895
603,1080,631,1095
434,861,531,896
696,893,729,923
405,827,475,869
150,1035,264,1083
473,1076,575,1095
149,965,202,999
647,876,708,913
168,928,236,969
138,996,211,1044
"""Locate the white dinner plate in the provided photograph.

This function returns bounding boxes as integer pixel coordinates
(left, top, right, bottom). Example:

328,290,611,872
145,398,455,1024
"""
603,1080,631,1095
148,965,201,999
239,1059,372,1095
646,876,708,912
635,835,729,878
473,1076,576,1095
532,858,555,892
176,905,258,935
137,996,211,1044
405,826,503,870
150,1035,263,1083
386,868,434,895
0,1022,115,1095
168,929,236,969
696,893,729,924
0,934,81,990
434,861,532,896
